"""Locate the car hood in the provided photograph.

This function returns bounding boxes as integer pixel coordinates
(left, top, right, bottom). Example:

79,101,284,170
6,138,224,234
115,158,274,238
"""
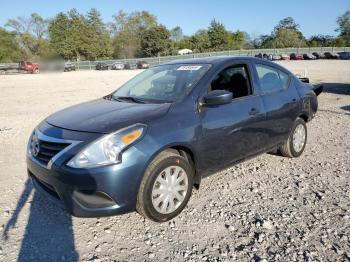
46,98,171,134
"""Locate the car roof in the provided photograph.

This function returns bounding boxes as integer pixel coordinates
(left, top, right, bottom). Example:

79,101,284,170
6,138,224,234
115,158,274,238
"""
164,56,266,66
162,55,290,72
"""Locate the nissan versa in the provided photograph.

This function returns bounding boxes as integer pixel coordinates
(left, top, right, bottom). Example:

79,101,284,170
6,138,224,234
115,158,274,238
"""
27,57,322,222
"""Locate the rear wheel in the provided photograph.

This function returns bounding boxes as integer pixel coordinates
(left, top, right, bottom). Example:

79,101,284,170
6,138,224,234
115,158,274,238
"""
280,118,307,158
136,150,194,222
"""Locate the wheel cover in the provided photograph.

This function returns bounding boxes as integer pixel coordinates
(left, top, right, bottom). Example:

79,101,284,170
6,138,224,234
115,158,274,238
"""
293,124,306,153
151,166,188,214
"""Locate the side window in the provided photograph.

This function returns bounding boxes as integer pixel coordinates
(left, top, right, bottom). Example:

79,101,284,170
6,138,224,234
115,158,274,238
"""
210,64,252,99
255,64,290,93
279,70,290,89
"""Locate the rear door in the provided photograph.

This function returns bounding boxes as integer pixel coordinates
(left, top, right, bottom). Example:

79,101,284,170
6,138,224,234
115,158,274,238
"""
253,62,300,147
198,61,267,174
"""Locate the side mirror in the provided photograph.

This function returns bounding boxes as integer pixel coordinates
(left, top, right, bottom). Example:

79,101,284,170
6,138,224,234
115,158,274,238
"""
202,90,232,106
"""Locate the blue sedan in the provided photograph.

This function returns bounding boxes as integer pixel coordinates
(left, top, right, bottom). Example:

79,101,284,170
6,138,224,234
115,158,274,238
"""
27,57,321,222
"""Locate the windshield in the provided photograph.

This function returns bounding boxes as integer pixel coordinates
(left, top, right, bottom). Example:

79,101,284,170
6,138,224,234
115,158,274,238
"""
112,64,210,103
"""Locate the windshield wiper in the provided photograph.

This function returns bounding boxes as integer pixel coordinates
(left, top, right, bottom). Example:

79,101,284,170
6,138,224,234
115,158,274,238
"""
112,96,147,104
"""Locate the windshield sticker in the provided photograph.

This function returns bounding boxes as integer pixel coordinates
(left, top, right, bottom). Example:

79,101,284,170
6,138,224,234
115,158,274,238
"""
177,65,202,71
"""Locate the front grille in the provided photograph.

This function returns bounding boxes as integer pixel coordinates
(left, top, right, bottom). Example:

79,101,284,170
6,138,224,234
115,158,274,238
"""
38,140,70,164
30,135,70,166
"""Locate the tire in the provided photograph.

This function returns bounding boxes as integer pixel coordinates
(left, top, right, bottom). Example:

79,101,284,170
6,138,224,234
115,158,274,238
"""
33,68,40,74
280,117,307,158
136,150,194,222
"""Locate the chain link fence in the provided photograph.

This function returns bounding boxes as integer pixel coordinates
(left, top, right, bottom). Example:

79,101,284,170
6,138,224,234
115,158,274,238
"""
72,46,350,70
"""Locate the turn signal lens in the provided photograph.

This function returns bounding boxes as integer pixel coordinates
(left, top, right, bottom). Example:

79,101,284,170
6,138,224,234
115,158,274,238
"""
121,129,142,145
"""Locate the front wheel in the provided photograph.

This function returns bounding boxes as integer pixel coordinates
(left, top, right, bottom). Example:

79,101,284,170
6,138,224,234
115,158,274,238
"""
136,150,194,222
280,117,307,158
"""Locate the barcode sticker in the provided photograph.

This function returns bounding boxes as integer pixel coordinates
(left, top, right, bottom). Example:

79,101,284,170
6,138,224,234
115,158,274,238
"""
177,65,202,71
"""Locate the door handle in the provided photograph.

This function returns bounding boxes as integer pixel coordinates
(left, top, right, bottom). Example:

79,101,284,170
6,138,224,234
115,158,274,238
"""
249,108,259,115
292,98,297,102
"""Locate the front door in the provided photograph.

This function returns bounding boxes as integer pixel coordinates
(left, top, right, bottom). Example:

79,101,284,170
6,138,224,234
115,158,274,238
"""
198,62,266,175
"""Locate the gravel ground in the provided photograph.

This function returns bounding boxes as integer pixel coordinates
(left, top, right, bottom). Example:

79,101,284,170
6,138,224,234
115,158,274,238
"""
0,60,349,261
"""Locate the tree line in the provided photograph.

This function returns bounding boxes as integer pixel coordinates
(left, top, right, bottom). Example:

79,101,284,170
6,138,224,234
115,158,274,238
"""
0,9,349,62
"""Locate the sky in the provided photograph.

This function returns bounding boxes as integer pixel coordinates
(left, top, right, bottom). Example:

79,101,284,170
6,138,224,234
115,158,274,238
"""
0,0,349,37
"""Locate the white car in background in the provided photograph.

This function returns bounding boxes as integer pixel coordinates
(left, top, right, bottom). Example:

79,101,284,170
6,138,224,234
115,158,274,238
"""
111,62,125,70
177,49,193,55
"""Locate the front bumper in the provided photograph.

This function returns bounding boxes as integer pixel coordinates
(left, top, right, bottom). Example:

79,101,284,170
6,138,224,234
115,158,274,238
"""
27,123,150,217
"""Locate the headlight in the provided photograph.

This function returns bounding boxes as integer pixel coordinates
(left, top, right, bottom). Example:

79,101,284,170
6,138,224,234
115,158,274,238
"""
67,124,146,168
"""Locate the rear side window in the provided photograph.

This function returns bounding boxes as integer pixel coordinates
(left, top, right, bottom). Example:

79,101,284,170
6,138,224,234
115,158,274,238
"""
279,70,289,89
255,64,290,93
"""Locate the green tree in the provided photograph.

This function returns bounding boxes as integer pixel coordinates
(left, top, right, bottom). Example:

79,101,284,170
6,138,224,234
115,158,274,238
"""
110,10,157,58
66,9,92,60
86,8,112,59
176,22,244,53
259,35,274,48
5,13,50,58
227,31,245,50
273,29,305,48
206,20,245,51
307,35,336,47
271,17,305,48
187,30,210,52
333,37,346,47
140,25,172,57
6,13,48,38
21,32,52,57
274,17,300,32
30,13,48,39
207,20,229,51
336,10,350,46
48,12,72,59
49,9,111,60
0,27,23,62
49,10,86,60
